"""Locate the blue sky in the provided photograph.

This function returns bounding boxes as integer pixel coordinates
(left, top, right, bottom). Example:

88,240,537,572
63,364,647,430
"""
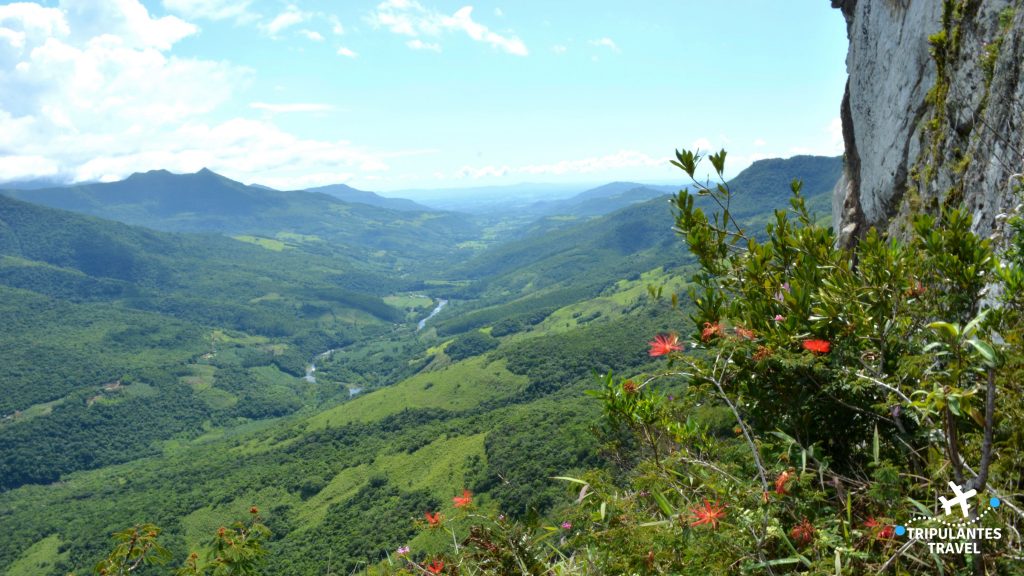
0,1,848,192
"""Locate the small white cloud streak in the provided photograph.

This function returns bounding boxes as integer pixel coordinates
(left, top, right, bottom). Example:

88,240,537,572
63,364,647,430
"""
589,37,619,53
337,46,357,58
329,15,345,35
300,29,324,42
265,5,307,36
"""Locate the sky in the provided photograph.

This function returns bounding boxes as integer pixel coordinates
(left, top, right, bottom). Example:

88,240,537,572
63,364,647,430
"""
0,0,849,194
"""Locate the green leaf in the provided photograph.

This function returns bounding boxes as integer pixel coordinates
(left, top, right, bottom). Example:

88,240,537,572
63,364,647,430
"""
962,310,987,339
927,321,960,339
652,491,674,517
966,338,997,367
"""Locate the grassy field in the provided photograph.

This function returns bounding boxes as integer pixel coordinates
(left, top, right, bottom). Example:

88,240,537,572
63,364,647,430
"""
306,355,527,430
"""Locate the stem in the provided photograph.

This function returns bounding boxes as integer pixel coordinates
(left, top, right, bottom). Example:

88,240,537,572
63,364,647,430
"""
967,368,997,576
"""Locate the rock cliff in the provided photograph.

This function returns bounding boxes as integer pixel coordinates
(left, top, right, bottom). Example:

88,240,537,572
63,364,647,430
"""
832,0,1024,246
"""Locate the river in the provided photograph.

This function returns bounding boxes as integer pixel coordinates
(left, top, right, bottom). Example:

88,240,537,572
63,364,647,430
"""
304,297,448,385
417,298,448,331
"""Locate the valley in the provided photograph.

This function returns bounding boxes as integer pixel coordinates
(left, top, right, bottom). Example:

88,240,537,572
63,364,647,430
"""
0,156,843,574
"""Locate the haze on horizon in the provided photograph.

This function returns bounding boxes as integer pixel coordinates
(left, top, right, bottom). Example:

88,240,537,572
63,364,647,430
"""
0,1,848,194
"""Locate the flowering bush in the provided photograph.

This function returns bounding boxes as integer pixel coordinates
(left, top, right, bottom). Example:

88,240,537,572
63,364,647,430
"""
377,149,1024,574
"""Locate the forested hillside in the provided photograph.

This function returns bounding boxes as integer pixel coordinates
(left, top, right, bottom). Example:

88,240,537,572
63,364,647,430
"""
0,156,854,575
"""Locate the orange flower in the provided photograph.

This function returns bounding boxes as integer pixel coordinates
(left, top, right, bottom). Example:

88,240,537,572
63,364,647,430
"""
753,346,772,361
249,506,259,515
734,326,755,340
648,333,683,356
426,560,445,574
622,379,638,394
701,322,725,342
790,518,815,547
775,470,792,495
802,339,831,354
424,512,442,527
690,500,726,529
453,489,472,508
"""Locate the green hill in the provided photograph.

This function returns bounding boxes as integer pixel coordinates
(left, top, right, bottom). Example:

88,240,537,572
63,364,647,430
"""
0,194,419,493
2,169,479,269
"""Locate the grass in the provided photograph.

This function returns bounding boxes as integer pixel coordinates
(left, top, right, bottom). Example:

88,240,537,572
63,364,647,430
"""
231,235,287,251
4,535,68,576
383,295,434,310
503,266,688,340
179,364,216,391
306,356,527,430
179,486,300,551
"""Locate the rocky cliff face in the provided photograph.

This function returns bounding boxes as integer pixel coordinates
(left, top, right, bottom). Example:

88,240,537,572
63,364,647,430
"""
832,0,1024,246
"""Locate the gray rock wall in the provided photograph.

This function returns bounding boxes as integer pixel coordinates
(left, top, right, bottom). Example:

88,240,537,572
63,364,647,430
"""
833,0,1024,245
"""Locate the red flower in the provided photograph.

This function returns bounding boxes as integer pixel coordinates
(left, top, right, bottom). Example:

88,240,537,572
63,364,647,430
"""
775,470,793,495
865,517,894,540
753,346,772,361
701,322,725,342
648,333,683,357
424,512,442,527
426,560,445,574
690,500,726,529
622,379,638,394
734,326,755,340
453,489,472,508
802,339,831,354
790,518,815,547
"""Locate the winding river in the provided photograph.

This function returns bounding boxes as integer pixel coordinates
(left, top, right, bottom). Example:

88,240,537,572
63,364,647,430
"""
417,298,448,331
304,297,449,386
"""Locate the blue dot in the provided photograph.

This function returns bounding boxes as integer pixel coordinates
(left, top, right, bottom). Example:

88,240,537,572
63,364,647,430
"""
991,497,1001,508
895,525,906,536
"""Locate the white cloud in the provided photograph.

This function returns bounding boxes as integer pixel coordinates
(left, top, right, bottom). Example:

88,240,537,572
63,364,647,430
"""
406,39,441,52
250,102,335,113
162,0,253,22
690,138,714,152
58,0,197,51
552,44,566,54
753,138,766,147
368,1,527,56
300,29,324,41
0,153,60,182
589,37,619,53
337,46,357,58
329,15,345,35
264,5,307,36
494,7,504,17
0,0,403,187
440,7,527,56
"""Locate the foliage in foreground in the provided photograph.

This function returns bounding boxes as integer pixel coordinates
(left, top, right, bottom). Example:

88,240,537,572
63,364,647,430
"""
367,149,1024,574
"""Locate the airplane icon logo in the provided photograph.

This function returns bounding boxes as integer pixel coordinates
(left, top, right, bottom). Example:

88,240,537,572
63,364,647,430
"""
938,481,977,518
